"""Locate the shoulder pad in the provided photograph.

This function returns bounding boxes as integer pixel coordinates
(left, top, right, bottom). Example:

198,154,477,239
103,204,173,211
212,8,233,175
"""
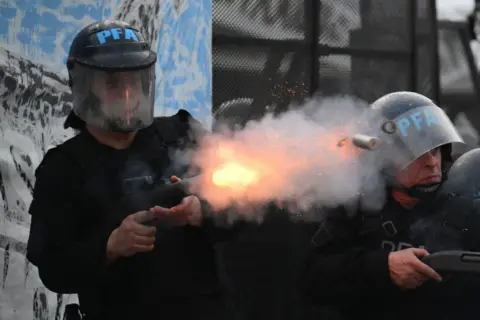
175,109,193,123
153,109,194,126
35,147,65,179
152,109,206,144
34,134,85,178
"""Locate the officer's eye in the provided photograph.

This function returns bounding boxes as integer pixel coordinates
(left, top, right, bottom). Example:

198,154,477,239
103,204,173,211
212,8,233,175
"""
428,147,441,156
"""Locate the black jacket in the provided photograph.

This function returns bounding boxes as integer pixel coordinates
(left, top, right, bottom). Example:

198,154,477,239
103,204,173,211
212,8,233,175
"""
301,193,480,320
26,110,234,320
220,206,318,320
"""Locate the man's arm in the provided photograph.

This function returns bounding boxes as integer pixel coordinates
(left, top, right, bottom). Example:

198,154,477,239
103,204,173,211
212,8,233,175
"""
27,148,119,294
300,209,399,305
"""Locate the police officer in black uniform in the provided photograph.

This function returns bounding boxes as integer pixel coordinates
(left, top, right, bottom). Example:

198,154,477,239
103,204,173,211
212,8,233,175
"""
26,20,232,320
299,92,480,320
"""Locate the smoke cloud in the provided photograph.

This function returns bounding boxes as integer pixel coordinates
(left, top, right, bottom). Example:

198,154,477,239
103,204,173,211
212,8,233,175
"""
188,95,393,221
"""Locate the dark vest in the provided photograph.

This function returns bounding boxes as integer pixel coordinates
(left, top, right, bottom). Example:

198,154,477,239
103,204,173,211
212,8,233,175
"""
358,193,477,254
53,114,220,317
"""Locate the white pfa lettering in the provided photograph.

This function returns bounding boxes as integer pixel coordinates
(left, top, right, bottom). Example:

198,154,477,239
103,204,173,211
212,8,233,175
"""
381,240,425,252
396,109,439,137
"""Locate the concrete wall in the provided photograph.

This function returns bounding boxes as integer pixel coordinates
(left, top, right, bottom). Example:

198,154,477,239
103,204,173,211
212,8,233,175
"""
0,1,211,318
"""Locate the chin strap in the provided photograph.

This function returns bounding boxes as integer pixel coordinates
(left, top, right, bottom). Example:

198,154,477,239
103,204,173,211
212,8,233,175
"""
384,168,447,201
384,172,441,200
384,145,453,200
403,182,441,199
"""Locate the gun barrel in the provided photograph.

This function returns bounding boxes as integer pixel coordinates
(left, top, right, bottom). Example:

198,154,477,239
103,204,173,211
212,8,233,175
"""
422,250,480,274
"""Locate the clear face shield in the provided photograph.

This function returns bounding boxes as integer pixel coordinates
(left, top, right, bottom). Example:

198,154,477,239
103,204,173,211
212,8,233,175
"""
378,105,465,171
70,64,155,132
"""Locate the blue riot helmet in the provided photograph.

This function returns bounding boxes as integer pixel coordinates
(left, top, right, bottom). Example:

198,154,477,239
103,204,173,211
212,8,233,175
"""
65,20,157,132
370,92,465,196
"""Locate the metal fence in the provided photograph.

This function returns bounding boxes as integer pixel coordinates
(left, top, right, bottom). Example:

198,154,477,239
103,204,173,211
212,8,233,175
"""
438,21,480,124
212,2,441,319
212,0,439,123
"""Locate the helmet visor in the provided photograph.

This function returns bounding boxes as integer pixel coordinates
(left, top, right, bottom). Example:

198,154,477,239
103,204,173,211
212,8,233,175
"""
71,64,155,131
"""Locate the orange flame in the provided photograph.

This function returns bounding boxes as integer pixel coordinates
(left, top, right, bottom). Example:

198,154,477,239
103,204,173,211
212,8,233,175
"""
191,126,364,211
212,162,260,189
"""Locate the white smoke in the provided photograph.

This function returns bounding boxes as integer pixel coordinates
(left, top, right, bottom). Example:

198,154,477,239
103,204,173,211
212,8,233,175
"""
192,95,390,221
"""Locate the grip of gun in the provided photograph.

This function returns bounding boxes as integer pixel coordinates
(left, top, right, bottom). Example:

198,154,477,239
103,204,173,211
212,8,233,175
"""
150,175,202,208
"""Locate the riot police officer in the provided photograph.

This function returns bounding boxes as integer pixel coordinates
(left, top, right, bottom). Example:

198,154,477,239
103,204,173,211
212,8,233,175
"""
300,91,480,319
26,20,231,320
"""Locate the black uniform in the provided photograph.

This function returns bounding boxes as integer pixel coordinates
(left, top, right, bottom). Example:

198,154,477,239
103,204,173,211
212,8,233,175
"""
212,100,317,320
220,206,318,320
26,111,233,320
301,191,480,320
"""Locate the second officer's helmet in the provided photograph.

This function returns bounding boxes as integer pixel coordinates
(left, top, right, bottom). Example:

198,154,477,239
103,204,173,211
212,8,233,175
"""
369,91,464,194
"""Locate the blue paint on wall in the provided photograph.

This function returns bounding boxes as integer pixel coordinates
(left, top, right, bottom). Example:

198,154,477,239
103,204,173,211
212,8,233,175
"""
0,1,212,319
0,0,212,126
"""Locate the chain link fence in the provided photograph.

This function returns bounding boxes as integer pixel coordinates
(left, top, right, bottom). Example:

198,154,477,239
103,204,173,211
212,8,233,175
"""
212,2,440,319
213,0,439,125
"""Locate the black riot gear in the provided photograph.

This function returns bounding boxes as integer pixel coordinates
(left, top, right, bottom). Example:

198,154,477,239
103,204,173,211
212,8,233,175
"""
440,148,480,198
65,20,157,132
418,149,480,253
369,91,464,198
435,148,480,247
27,110,234,320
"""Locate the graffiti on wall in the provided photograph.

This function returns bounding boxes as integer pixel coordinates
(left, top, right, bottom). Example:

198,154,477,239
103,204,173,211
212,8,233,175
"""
0,0,211,318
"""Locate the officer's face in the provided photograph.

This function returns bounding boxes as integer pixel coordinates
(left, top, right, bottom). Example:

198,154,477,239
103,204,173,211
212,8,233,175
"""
395,147,442,187
90,71,147,133
92,71,142,115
